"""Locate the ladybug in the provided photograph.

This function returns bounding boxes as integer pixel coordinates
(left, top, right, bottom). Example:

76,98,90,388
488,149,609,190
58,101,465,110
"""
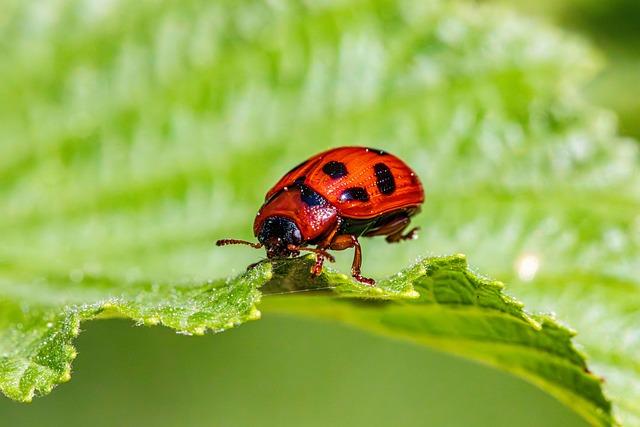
217,146,425,285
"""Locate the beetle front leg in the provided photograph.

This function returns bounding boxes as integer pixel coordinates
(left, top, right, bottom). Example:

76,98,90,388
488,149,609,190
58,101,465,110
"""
329,234,375,286
311,253,325,277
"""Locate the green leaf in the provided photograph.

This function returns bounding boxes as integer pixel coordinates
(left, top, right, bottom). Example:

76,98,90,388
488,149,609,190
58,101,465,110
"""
263,256,612,427
0,261,269,402
0,0,638,425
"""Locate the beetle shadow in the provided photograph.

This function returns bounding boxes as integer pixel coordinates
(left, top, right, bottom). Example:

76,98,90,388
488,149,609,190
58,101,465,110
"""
258,256,396,308
259,256,335,295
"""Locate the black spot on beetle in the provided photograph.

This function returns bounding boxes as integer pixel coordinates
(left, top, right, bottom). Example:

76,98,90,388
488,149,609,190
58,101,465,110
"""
374,163,396,195
340,187,370,202
295,181,326,207
322,161,348,179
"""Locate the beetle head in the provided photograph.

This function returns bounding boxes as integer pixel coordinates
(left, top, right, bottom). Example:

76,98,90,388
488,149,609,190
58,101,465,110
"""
257,216,303,258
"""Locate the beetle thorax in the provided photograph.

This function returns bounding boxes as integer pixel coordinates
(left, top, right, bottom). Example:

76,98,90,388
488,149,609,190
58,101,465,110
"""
254,185,339,254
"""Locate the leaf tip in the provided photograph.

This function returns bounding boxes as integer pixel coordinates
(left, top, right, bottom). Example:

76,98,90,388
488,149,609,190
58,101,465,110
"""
22,390,34,403
453,253,467,261
249,307,262,321
192,326,206,336
492,280,506,290
404,289,420,299
144,316,160,326
61,369,72,383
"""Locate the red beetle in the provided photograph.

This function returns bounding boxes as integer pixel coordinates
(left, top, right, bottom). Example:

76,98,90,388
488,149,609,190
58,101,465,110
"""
217,146,425,285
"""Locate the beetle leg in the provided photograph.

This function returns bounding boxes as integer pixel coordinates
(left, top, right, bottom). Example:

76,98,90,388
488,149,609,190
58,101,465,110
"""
287,245,335,263
329,234,375,286
311,253,325,277
349,237,375,286
300,218,342,278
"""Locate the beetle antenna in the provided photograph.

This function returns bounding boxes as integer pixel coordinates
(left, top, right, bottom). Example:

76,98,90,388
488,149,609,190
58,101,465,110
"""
287,245,335,263
216,239,263,249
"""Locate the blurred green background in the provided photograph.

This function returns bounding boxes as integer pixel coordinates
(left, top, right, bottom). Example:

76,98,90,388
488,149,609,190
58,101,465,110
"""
1,0,638,425
487,0,640,139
